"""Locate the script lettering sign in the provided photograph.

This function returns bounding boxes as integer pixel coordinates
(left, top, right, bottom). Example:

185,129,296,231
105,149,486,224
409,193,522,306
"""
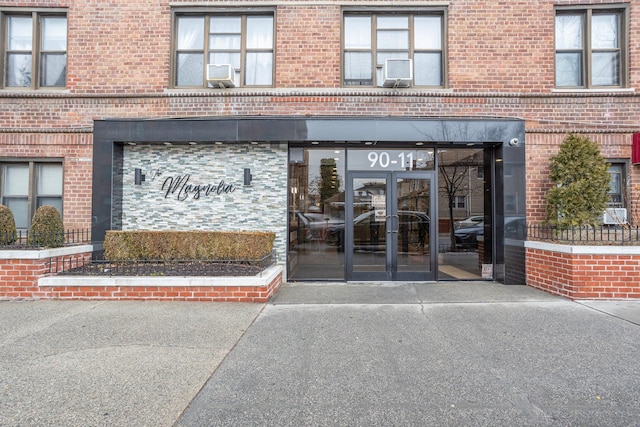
161,174,236,201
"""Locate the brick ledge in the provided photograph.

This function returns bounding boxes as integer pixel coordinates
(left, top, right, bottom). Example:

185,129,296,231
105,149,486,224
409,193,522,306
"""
525,241,640,255
0,245,94,260
39,264,282,288
34,265,283,302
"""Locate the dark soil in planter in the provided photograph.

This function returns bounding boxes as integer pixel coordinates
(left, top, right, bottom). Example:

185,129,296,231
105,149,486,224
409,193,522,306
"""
60,260,265,277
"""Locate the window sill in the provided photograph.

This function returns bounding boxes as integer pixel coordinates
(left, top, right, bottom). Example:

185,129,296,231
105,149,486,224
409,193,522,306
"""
163,87,456,96
551,88,635,94
0,88,71,95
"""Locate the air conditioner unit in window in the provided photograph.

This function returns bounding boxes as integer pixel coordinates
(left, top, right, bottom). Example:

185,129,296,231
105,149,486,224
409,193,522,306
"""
603,208,628,225
383,59,413,88
207,64,235,88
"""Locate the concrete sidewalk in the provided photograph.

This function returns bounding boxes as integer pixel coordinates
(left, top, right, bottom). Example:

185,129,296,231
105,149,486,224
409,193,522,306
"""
178,282,640,426
1,282,640,426
0,301,264,427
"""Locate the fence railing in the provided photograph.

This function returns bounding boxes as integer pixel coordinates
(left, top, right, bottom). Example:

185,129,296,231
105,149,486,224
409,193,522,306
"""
527,224,640,245
49,252,275,277
0,229,92,249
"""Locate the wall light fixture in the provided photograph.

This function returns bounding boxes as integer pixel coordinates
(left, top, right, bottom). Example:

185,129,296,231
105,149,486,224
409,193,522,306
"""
134,168,145,185
244,168,253,186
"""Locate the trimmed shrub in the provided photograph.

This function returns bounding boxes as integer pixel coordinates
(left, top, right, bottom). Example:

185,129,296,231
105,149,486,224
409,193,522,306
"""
545,134,610,227
104,230,275,261
0,205,17,245
28,206,65,247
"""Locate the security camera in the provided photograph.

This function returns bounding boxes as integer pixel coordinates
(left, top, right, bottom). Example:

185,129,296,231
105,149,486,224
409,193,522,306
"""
508,138,519,147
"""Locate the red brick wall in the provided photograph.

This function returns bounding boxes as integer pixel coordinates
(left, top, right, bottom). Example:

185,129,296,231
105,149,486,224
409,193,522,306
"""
526,246,640,299
526,133,640,224
1,1,639,239
58,0,635,93
0,251,91,299
1,251,282,302
41,272,282,302
0,259,46,299
0,133,93,230
448,1,555,92
67,0,171,93
276,5,341,87
2,0,635,94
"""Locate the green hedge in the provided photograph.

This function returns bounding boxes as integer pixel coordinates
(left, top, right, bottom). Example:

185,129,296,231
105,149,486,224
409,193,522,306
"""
0,205,17,245
28,205,65,248
103,230,275,261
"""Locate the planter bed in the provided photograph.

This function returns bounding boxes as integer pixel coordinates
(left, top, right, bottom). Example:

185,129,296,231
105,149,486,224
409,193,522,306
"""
38,264,283,302
1,245,282,302
54,257,272,277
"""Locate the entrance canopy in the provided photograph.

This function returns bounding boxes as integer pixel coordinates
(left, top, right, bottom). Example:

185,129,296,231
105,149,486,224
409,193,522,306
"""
93,116,524,144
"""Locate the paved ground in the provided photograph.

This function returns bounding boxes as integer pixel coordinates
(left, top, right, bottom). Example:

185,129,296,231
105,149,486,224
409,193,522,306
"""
0,301,263,427
2,282,640,426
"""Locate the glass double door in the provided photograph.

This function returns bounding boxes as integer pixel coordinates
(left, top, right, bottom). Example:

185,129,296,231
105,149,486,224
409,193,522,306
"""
346,171,435,281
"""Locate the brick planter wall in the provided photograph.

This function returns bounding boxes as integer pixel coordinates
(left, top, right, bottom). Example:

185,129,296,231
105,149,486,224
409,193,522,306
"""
1,247,282,302
39,265,282,302
0,246,93,300
525,241,640,300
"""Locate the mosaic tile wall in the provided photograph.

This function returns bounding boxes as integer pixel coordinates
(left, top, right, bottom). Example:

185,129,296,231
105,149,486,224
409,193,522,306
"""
122,144,288,264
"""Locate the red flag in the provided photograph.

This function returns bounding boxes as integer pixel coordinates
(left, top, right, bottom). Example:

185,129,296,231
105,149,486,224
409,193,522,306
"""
633,133,640,165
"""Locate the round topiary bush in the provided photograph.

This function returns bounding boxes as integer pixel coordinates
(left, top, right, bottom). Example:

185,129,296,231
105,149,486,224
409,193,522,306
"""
28,205,65,248
0,205,18,245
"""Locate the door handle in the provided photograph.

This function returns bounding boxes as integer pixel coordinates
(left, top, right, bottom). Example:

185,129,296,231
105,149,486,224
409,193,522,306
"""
391,215,399,233
386,215,392,234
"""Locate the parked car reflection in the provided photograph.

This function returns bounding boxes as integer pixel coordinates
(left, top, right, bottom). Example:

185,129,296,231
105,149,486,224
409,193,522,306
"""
455,215,484,229
294,211,344,243
454,222,484,248
327,210,429,251
504,216,526,240
454,217,526,248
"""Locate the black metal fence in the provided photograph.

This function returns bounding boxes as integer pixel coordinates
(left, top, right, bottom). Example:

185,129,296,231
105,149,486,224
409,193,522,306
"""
49,252,275,277
528,224,640,245
0,229,91,249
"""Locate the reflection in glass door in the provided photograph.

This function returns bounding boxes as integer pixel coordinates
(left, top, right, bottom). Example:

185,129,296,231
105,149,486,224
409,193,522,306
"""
347,172,434,281
395,173,432,279
350,176,387,276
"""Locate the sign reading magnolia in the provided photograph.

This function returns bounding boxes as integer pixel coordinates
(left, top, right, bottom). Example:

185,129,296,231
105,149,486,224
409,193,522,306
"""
161,174,236,201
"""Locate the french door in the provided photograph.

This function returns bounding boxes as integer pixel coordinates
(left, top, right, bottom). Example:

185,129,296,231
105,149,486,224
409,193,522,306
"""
346,171,435,281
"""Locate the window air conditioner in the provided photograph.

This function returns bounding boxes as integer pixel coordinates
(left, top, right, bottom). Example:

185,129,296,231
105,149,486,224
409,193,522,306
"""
603,208,628,225
206,64,235,88
383,59,413,88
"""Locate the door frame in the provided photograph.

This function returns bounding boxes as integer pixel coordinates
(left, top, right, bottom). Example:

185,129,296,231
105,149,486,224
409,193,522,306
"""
346,171,436,281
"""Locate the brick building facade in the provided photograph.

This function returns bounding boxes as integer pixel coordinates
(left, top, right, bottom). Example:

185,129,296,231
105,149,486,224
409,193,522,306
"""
1,1,639,291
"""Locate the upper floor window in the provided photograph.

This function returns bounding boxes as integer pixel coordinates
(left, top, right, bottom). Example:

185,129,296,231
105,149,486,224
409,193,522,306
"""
173,11,274,88
555,6,627,89
1,11,67,89
1,161,63,229
343,11,445,88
